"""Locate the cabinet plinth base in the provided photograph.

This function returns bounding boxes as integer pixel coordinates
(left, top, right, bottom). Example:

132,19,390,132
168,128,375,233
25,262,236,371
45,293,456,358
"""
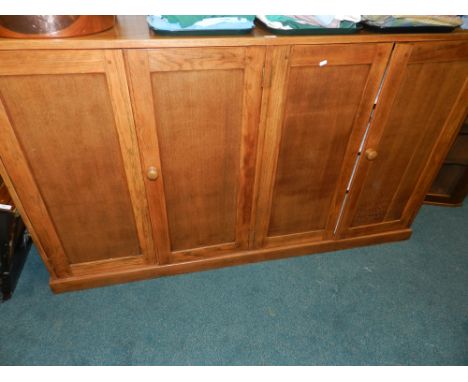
50,228,412,293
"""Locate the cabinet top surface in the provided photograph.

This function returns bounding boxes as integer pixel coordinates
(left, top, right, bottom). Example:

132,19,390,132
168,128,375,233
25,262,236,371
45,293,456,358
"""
1,16,468,50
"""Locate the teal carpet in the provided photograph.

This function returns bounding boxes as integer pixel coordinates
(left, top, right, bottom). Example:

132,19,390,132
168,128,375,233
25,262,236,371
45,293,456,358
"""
1,204,467,365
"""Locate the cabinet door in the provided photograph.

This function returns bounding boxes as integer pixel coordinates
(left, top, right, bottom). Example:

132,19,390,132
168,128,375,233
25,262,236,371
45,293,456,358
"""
0,50,154,277
254,44,392,248
126,47,265,263
337,41,468,237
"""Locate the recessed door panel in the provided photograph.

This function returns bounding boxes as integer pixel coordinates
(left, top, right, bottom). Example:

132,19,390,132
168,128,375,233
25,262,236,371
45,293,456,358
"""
0,74,140,264
126,47,265,263
151,69,243,251
338,42,468,237
254,44,393,248
0,50,153,272
268,65,371,237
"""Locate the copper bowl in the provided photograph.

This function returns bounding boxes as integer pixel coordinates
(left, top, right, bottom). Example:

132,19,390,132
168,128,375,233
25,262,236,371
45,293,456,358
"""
0,16,115,38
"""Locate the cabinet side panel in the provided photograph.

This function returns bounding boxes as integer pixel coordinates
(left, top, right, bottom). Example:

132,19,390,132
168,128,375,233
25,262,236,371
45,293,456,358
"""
0,74,141,264
268,64,371,236
429,165,467,196
151,69,244,251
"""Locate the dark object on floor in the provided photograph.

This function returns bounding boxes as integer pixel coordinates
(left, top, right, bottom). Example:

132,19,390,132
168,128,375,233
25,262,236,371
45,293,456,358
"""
425,116,468,207
0,177,32,302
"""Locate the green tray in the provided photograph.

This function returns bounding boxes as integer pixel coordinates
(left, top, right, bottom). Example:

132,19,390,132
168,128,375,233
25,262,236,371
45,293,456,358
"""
149,27,254,36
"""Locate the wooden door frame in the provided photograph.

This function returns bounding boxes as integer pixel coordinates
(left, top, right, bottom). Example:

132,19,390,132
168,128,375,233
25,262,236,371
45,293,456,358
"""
253,43,393,249
0,49,155,277
125,46,265,264
336,41,468,238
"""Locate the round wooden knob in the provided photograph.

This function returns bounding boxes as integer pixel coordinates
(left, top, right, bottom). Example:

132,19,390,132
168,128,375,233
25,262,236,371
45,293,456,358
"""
365,148,378,161
147,166,159,180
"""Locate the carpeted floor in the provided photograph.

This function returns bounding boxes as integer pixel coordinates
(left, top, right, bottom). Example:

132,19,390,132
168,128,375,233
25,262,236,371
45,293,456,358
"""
0,204,467,365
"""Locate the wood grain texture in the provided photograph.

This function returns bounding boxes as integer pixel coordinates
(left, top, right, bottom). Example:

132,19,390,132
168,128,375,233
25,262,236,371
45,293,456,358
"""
147,47,246,71
152,69,243,251
359,65,467,223
409,41,468,63
0,50,106,75
268,64,371,236
402,81,468,224
126,47,264,262
236,46,266,249
71,256,146,277
50,228,412,293
290,43,382,66
125,49,173,265
0,97,71,276
104,50,156,264
0,69,141,264
252,45,291,248
254,43,393,248
338,42,468,237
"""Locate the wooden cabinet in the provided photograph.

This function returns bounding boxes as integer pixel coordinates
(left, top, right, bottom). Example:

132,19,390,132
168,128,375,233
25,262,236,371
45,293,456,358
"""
254,43,392,248
125,47,265,263
0,50,154,277
0,21,466,292
337,42,468,237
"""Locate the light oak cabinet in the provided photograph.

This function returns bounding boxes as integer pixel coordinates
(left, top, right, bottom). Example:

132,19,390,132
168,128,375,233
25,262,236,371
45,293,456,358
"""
125,47,265,263
337,41,468,237
253,43,392,248
0,27,466,292
0,50,154,278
